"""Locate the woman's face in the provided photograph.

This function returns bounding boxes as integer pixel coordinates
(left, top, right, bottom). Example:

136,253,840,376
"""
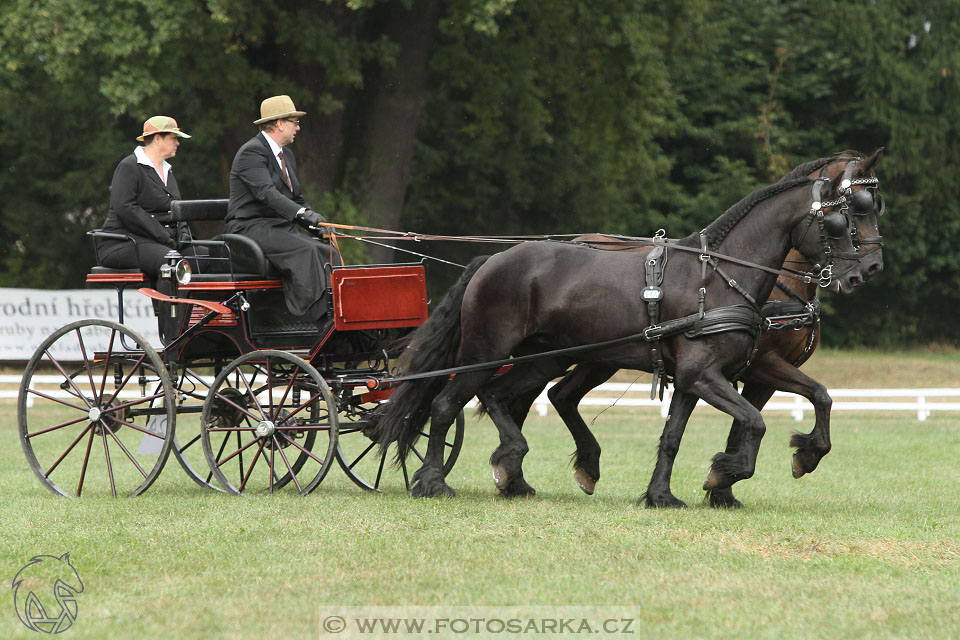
151,133,181,159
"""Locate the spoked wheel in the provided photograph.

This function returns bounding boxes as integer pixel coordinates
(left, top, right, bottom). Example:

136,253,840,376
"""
166,366,230,492
200,350,337,495
18,319,175,498
336,401,464,492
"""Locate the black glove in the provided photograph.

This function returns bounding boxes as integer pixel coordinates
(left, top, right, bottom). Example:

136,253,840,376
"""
295,209,325,230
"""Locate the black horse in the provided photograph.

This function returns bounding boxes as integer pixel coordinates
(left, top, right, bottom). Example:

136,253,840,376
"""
376,171,861,502
474,151,886,507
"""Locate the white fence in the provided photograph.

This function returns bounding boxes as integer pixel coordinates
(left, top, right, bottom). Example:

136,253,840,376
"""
481,383,960,422
5,375,960,421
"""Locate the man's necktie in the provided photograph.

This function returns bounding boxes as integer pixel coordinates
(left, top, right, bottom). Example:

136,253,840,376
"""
278,151,293,190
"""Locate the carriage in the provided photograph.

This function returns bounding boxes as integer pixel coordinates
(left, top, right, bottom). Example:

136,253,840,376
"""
19,150,885,505
17,199,463,497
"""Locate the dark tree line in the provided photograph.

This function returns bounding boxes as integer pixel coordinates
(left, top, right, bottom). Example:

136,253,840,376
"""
1,0,958,346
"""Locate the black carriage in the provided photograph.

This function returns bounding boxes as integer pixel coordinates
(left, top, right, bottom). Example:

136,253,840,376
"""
17,200,463,497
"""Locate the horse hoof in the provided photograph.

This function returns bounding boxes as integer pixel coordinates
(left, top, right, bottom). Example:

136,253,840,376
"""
492,463,509,490
641,495,687,509
791,454,806,479
705,489,743,509
574,468,596,495
499,487,537,499
410,481,456,498
703,470,722,491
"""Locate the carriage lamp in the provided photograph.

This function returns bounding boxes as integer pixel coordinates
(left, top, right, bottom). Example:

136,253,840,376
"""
159,250,192,285
175,259,192,285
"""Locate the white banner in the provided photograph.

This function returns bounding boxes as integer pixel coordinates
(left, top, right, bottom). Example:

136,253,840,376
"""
0,288,162,360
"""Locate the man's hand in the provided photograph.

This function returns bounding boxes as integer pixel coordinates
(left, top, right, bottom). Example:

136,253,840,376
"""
295,209,325,230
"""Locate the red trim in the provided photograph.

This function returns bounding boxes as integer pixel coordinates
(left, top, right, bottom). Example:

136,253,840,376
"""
136,287,231,315
177,280,284,291
86,273,147,284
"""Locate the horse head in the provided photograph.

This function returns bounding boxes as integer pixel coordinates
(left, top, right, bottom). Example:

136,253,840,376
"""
787,170,861,295
843,147,885,280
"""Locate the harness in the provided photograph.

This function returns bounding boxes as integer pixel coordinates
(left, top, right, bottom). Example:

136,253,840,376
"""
639,174,855,399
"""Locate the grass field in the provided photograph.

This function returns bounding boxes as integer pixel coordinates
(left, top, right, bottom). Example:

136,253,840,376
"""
2,349,959,639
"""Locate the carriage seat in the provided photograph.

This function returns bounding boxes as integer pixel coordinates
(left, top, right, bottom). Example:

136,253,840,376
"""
167,200,281,282
190,233,281,281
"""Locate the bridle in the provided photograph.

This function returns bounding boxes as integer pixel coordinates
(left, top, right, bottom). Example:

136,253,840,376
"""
797,158,885,287
797,169,856,288
839,158,885,260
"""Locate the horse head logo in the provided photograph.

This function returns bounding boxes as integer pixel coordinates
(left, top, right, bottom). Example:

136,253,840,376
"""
12,553,84,634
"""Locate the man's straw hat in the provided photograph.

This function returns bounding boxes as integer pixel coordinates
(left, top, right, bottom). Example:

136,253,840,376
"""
254,95,307,125
136,115,191,142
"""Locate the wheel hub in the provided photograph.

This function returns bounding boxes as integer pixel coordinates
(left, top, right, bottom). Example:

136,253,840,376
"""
88,407,102,422
255,421,276,437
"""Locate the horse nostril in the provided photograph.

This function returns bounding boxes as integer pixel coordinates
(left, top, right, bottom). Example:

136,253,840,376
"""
867,261,883,276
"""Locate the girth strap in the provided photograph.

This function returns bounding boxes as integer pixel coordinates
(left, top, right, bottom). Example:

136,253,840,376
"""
644,303,762,341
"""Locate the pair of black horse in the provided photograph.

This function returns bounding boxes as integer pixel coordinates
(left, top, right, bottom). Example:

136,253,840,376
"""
374,150,885,508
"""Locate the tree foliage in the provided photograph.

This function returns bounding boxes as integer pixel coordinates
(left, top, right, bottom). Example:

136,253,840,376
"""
1,0,959,345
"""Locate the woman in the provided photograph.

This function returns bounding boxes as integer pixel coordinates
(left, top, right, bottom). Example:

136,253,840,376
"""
97,115,193,278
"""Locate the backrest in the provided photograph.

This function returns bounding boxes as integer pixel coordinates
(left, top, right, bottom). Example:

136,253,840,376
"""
169,199,229,222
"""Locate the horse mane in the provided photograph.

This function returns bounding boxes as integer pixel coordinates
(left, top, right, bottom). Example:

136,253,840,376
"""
702,177,812,251
779,150,867,182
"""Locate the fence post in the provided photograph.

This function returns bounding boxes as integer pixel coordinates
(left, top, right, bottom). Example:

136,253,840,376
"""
792,395,804,422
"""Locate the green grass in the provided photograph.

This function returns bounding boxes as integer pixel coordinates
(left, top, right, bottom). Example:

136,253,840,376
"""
2,350,960,639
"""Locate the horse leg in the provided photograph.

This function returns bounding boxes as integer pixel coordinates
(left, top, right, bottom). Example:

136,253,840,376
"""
685,370,768,492
706,382,774,508
548,365,617,495
478,366,563,498
766,370,832,478
639,388,699,508
410,370,494,497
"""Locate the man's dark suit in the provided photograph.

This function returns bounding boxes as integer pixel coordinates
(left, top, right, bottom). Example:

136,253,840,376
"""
226,132,331,321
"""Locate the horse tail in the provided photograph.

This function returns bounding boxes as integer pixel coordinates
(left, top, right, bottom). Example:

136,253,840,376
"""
375,255,491,461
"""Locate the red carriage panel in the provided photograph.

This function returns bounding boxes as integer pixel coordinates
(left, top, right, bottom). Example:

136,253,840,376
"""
332,265,428,330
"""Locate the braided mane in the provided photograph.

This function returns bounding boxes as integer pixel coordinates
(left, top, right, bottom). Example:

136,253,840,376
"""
779,151,866,182
702,177,811,251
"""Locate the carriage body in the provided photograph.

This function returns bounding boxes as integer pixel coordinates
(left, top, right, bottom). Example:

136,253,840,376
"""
18,199,461,498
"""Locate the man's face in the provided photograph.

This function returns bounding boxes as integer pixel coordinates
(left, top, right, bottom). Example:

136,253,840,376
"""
277,118,300,146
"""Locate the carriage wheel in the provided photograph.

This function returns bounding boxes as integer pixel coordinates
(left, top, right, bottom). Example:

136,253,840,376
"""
200,350,337,495
335,403,464,492
18,319,175,498
166,366,229,492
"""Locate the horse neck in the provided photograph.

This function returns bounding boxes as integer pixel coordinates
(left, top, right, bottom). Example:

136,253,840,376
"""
706,184,812,303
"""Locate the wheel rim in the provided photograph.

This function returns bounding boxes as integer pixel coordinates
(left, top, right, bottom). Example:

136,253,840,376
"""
336,406,464,492
18,320,175,498
200,351,338,495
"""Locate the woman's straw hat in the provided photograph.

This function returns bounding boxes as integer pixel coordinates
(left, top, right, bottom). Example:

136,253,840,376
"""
136,115,191,141
254,95,307,125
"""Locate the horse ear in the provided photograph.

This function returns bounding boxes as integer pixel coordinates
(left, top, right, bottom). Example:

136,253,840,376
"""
828,167,846,194
858,147,885,174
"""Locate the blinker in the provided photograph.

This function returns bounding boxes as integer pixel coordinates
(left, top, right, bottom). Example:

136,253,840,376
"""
821,211,848,238
849,189,874,215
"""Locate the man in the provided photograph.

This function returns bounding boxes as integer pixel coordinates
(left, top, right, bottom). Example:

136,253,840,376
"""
226,95,332,329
